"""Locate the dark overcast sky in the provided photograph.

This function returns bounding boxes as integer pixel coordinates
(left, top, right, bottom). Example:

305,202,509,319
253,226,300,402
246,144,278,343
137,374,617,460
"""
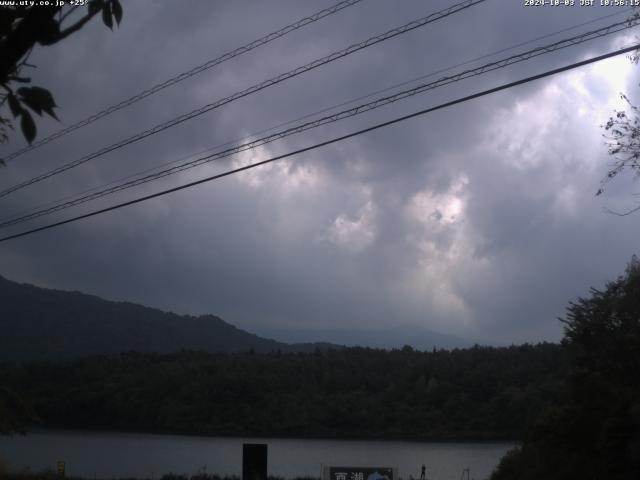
1,0,639,344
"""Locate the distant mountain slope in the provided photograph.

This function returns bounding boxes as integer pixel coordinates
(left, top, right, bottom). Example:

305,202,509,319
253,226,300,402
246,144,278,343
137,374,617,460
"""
0,275,329,361
256,323,469,351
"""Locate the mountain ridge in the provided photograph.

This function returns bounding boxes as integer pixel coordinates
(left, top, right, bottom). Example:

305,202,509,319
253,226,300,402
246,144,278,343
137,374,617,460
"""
0,274,334,361
253,322,469,351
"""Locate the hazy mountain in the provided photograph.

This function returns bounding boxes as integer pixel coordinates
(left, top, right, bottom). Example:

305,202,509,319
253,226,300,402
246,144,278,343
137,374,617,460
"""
0,275,333,361
254,323,469,351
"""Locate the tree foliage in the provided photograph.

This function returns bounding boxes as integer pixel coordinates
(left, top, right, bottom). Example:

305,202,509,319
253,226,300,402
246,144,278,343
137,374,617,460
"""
0,343,566,441
0,386,36,435
491,257,640,480
598,25,640,213
0,0,122,153
599,94,640,205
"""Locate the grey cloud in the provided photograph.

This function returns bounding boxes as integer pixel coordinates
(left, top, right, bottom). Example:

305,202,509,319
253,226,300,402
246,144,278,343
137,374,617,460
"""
1,0,639,345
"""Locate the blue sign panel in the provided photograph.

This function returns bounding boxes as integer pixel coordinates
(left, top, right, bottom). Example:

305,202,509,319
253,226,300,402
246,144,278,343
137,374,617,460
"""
328,467,394,480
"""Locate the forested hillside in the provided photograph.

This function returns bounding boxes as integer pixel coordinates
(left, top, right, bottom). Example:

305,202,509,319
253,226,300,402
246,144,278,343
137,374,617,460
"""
0,275,330,360
0,343,565,440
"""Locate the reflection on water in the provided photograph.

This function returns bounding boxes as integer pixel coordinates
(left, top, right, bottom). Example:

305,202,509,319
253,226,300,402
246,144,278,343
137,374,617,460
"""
0,430,514,480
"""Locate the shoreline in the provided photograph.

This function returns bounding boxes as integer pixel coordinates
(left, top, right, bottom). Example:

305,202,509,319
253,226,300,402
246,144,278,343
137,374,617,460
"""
1,433,513,480
20,426,521,445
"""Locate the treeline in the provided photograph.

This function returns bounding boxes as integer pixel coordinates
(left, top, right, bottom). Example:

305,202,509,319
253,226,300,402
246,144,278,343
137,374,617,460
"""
0,343,566,441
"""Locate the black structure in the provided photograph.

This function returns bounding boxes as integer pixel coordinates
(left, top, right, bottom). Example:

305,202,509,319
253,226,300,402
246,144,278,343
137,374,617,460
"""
242,443,267,480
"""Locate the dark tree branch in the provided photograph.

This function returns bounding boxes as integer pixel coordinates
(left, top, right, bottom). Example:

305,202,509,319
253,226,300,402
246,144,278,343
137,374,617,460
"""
0,1,120,146
0,7,60,82
55,8,101,42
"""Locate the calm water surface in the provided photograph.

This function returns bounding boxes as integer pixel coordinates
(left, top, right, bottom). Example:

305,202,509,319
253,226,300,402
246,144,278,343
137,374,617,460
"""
0,430,514,480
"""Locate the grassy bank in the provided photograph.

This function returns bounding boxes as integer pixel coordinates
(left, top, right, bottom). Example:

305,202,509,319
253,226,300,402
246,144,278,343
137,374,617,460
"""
0,470,322,480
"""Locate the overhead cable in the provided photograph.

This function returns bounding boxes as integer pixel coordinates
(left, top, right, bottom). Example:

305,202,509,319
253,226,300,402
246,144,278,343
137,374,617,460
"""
2,16,638,229
1,43,637,243
1,0,366,163
0,0,487,199
2,7,630,225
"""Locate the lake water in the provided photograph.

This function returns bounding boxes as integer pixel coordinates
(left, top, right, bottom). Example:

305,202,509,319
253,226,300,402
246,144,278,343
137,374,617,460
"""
0,430,514,480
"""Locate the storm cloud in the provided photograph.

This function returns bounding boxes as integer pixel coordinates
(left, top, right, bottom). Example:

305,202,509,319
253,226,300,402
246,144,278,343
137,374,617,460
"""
1,0,639,344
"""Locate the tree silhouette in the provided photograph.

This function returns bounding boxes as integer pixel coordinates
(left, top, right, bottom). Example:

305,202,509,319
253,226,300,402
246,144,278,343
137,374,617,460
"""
600,92,640,215
597,12,640,213
0,0,122,154
0,0,122,431
491,256,640,480
0,386,36,435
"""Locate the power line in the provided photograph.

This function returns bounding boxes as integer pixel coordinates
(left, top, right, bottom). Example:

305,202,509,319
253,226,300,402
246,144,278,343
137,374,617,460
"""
1,0,366,163
0,0,487,199
2,15,637,229
2,8,628,226
3,5,630,226
1,43,636,244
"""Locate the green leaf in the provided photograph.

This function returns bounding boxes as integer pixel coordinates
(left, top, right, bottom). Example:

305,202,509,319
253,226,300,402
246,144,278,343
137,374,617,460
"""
20,110,36,144
35,17,61,46
0,7,19,33
17,86,58,120
111,0,123,26
102,1,113,29
7,93,22,117
44,106,58,121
